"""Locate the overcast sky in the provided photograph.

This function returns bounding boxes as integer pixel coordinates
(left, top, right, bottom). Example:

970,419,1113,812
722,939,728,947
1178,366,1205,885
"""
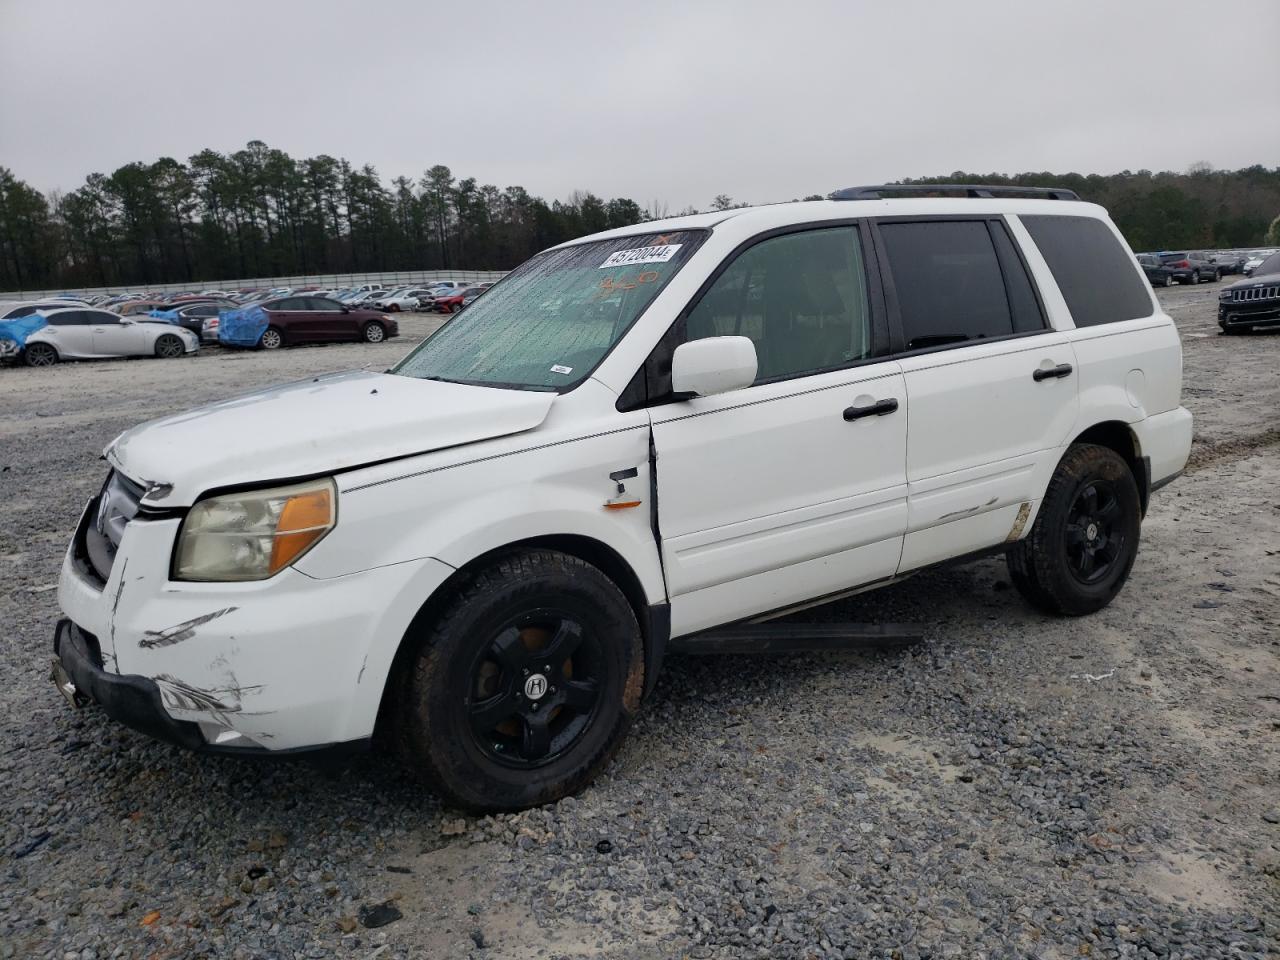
2,0,1277,211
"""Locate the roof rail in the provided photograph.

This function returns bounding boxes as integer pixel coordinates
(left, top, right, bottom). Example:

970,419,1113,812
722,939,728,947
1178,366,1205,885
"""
831,183,1081,201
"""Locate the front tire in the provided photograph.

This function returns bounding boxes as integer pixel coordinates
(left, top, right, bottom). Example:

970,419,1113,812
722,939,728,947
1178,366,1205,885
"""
361,321,386,343
396,550,644,812
154,334,184,359
1007,443,1141,616
24,342,58,367
259,326,284,350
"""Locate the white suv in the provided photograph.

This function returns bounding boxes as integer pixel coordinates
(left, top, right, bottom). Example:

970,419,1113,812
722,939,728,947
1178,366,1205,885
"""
52,185,1191,810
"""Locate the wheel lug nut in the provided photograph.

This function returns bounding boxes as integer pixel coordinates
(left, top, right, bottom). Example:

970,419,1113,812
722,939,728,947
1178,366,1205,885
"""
549,686,557,694
522,668,530,676
531,703,539,711
543,665,551,674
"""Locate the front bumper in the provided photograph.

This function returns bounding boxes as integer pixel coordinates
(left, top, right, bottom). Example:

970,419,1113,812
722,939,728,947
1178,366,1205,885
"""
1219,301,1280,329
53,618,205,750
55,496,455,752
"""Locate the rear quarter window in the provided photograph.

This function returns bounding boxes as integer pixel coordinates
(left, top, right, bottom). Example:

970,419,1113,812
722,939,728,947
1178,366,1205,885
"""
1021,215,1154,328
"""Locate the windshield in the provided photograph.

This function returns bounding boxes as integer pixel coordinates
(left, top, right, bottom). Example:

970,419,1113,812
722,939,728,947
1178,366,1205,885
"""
1257,252,1280,276
394,230,705,390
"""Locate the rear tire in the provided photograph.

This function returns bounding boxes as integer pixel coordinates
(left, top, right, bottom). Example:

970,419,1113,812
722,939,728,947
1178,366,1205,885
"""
362,321,386,343
1212,269,1221,282
154,334,184,359
1007,443,1141,617
24,342,58,367
1161,274,1172,287
259,326,284,350
1190,270,1201,284
396,550,643,812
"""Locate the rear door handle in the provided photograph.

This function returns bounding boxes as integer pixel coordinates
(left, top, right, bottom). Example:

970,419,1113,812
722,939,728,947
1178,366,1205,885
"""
843,398,899,421
1032,363,1073,382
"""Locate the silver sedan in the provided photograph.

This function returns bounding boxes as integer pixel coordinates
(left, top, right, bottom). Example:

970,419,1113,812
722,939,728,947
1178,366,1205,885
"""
19,308,199,367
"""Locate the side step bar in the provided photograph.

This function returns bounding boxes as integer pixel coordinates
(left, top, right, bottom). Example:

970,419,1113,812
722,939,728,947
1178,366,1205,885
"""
669,622,924,656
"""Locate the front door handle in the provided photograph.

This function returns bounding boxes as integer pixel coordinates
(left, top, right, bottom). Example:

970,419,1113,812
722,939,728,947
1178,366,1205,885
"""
1032,363,1073,382
843,398,899,421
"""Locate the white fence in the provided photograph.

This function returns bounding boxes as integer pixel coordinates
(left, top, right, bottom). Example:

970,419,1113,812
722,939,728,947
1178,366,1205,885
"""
2,269,509,301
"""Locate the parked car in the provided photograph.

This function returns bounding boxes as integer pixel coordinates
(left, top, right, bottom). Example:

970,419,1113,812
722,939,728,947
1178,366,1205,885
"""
1136,254,1174,287
19,307,198,366
432,289,472,313
230,295,399,349
376,289,438,312
1243,250,1277,276
1218,250,1280,334
116,299,173,316
1,299,86,319
48,185,1192,811
1157,251,1219,284
460,286,489,308
157,301,234,337
1209,252,1247,276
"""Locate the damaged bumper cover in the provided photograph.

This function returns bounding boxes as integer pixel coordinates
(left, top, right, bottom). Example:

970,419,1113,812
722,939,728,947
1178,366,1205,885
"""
54,619,206,751
52,620,370,757
55,493,455,754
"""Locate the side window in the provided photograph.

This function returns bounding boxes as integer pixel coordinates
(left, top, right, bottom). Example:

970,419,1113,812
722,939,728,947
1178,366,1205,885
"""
308,297,342,311
1021,215,1154,327
4,305,39,318
682,226,874,384
878,220,1030,350
48,312,87,326
88,311,119,324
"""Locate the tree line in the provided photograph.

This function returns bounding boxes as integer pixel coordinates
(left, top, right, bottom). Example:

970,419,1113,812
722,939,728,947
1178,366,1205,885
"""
1,144,1277,292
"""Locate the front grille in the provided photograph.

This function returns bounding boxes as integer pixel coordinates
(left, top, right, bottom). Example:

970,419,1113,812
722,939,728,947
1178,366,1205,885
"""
78,470,144,584
1231,285,1279,302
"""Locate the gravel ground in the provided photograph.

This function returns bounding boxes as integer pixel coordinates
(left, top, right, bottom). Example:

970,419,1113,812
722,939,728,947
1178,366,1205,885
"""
1,289,1276,959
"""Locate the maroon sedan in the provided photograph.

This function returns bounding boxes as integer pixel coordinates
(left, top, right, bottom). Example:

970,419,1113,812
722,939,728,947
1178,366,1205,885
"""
256,296,399,349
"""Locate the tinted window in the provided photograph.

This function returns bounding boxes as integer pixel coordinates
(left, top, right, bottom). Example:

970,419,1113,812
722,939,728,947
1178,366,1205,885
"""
683,226,873,383
1022,215,1154,327
48,311,89,326
307,297,343,311
87,311,119,324
1257,252,1280,275
264,298,299,311
879,220,1027,350
3,305,39,318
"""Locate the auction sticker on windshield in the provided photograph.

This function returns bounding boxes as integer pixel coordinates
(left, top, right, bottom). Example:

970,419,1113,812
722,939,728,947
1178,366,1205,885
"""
599,244,682,268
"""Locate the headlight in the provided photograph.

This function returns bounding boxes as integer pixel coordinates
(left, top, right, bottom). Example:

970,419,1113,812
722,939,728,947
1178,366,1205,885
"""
1218,290,1232,300
174,478,336,581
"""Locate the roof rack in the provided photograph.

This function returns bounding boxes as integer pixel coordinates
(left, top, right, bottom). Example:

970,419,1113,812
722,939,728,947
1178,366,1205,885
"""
831,184,1081,201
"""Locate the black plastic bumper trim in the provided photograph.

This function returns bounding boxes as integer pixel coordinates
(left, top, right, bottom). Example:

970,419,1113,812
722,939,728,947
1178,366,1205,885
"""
53,620,371,760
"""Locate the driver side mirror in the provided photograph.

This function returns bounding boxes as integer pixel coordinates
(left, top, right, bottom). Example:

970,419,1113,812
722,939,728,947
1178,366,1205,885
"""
671,336,758,397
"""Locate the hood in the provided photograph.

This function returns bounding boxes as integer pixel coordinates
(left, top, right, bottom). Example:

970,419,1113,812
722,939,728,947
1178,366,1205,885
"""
1225,270,1280,290
105,370,556,507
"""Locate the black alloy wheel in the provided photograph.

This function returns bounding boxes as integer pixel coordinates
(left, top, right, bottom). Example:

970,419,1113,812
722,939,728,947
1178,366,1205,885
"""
396,549,644,811
466,614,602,768
1063,480,1126,585
1007,443,1141,616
